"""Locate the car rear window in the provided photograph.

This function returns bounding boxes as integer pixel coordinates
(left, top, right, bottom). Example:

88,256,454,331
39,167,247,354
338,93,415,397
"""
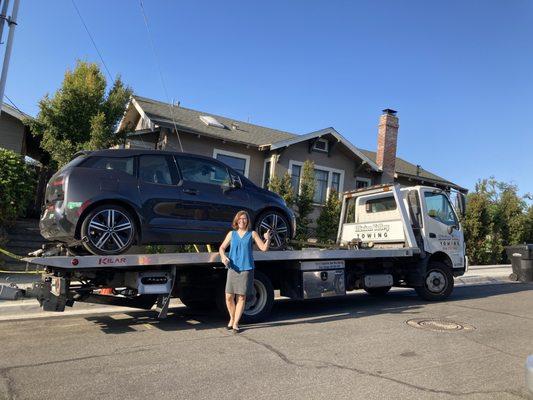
81,156,134,175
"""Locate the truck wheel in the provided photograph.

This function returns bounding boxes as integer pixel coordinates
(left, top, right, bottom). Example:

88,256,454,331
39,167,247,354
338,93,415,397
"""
81,205,136,255
415,262,454,301
255,211,289,251
364,286,391,297
242,271,274,323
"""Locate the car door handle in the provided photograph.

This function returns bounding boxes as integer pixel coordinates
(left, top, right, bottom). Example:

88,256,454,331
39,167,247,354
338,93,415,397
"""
183,188,199,195
429,233,436,238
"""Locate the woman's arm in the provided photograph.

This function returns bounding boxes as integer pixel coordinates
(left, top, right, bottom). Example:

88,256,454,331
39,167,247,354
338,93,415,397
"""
252,230,271,252
219,231,232,266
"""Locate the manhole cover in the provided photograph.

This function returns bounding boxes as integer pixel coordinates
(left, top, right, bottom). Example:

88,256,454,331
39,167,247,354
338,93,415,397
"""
406,318,475,332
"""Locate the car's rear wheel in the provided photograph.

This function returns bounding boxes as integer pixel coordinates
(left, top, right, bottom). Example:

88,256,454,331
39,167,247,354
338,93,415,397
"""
255,210,290,250
81,205,136,255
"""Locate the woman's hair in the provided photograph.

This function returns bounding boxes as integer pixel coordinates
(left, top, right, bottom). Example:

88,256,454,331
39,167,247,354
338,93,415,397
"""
232,210,251,230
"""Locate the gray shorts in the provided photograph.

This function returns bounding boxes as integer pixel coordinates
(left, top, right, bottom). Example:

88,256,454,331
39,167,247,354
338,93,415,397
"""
225,268,254,296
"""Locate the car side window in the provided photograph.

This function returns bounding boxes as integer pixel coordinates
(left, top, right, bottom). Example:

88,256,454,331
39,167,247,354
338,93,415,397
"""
139,155,175,185
176,157,230,186
81,156,134,175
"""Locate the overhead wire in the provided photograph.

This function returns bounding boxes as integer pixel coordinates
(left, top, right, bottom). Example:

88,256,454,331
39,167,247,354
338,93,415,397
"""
70,0,113,82
4,94,23,114
138,0,184,152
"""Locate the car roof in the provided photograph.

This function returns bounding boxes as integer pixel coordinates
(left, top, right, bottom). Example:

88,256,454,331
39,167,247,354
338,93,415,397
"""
78,148,217,162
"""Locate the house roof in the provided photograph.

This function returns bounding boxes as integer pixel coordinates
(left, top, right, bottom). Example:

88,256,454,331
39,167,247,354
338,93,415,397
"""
129,95,295,147
2,103,31,122
267,128,381,172
125,95,465,191
359,149,467,192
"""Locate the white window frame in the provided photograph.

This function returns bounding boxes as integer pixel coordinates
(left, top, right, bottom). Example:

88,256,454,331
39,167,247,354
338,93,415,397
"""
288,160,345,205
312,138,329,153
262,156,274,188
355,177,372,189
213,148,250,178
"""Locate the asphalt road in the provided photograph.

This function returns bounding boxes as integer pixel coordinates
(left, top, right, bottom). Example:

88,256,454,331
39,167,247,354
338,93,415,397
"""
0,282,532,400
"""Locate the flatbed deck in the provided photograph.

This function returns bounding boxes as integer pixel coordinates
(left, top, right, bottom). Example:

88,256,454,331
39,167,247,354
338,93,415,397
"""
23,247,420,270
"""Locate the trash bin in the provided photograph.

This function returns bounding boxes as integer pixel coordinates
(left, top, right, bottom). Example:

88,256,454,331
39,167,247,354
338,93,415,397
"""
505,244,533,282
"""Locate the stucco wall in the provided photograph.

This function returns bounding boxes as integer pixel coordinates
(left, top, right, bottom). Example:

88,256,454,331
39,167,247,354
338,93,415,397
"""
0,113,25,153
165,128,268,184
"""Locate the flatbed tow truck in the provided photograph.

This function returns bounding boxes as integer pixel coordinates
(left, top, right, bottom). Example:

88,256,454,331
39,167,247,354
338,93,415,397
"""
25,184,467,322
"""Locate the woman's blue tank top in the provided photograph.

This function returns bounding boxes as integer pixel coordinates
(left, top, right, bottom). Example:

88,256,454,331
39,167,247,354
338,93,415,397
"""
228,230,254,272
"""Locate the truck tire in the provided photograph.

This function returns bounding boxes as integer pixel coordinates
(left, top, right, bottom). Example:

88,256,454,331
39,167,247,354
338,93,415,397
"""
364,286,391,297
215,270,274,323
415,262,454,301
81,204,136,255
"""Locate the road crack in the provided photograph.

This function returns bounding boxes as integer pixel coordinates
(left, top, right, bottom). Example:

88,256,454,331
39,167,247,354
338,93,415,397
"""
238,334,528,399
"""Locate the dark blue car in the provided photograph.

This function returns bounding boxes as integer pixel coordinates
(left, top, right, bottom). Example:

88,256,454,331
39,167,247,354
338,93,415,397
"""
40,149,296,255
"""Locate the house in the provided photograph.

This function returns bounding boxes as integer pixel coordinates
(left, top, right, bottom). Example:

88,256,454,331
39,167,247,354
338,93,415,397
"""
0,103,44,162
118,95,466,221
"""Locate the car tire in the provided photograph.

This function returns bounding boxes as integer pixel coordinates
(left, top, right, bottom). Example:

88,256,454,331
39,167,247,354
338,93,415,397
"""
81,204,136,255
255,210,290,251
415,262,454,301
364,286,392,297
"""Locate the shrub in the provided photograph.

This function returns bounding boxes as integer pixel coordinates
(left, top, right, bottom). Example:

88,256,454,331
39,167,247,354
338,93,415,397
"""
0,148,36,227
316,190,341,244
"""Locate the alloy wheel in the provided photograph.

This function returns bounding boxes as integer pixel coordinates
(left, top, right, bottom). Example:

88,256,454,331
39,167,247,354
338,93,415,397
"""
86,209,134,253
257,212,289,250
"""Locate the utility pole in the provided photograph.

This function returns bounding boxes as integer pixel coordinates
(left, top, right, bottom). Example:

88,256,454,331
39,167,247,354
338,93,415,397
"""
0,0,11,45
0,0,20,114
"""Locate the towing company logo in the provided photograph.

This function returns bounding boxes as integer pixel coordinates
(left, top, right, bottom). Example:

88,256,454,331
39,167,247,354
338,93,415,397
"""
98,257,127,265
352,223,392,239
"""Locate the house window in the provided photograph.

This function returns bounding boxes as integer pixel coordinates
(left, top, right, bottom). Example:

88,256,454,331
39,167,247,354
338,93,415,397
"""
263,160,271,188
331,172,341,193
213,149,250,177
356,177,371,189
313,138,328,152
290,161,344,205
314,169,329,203
291,164,301,192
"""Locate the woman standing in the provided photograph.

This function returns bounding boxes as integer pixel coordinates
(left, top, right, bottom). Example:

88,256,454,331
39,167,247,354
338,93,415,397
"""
219,210,271,333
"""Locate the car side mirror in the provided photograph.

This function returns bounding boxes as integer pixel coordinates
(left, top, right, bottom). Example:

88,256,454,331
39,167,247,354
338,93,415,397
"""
455,193,466,218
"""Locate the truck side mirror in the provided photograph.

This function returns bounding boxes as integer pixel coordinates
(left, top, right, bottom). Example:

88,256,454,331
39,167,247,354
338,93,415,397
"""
455,193,466,218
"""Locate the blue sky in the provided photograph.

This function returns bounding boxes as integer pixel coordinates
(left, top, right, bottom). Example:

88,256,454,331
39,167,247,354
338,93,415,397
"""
6,0,533,195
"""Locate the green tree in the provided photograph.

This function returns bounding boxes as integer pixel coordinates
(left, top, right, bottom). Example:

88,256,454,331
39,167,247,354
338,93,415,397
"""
316,189,341,244
0,149,36,227
30,60,132,167
295,160,315,239
268,172,294,207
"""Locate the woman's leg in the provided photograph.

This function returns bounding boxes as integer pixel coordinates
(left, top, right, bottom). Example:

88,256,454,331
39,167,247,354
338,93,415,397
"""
225,292,236,327
233,294,246,329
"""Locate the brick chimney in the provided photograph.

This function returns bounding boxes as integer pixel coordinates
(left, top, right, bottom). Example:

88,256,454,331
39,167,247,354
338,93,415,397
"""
376,108,399,184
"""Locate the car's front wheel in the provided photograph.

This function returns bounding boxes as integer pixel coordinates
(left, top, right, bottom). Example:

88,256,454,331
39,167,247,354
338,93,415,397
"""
255,210,290,250
80,205,136,255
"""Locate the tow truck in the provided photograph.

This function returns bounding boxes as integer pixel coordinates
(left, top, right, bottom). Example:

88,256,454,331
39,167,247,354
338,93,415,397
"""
25,184,467,322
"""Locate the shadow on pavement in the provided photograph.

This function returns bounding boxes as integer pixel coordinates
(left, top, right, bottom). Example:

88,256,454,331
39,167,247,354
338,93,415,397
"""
84,282,533,334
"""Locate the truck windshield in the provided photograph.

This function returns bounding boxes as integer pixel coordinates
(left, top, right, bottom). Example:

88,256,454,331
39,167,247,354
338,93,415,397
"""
424,192,458,226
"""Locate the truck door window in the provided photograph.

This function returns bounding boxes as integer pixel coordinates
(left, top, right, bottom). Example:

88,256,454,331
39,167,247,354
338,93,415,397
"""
423,192,458,226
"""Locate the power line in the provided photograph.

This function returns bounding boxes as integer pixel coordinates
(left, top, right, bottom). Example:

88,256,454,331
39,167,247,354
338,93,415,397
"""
70,0,113,82
138,0,183,152
4,94,23,114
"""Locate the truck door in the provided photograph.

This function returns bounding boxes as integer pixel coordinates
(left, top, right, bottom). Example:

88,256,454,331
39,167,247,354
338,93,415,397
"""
420,189,465,269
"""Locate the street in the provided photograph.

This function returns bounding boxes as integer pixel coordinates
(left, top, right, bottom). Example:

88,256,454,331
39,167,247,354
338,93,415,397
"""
0,281,532,399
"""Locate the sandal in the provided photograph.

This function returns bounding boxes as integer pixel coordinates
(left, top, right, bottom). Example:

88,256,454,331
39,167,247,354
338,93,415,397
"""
232,326,241,333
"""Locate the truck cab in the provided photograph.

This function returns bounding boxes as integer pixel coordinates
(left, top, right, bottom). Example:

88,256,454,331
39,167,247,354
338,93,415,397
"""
338,184,467,275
